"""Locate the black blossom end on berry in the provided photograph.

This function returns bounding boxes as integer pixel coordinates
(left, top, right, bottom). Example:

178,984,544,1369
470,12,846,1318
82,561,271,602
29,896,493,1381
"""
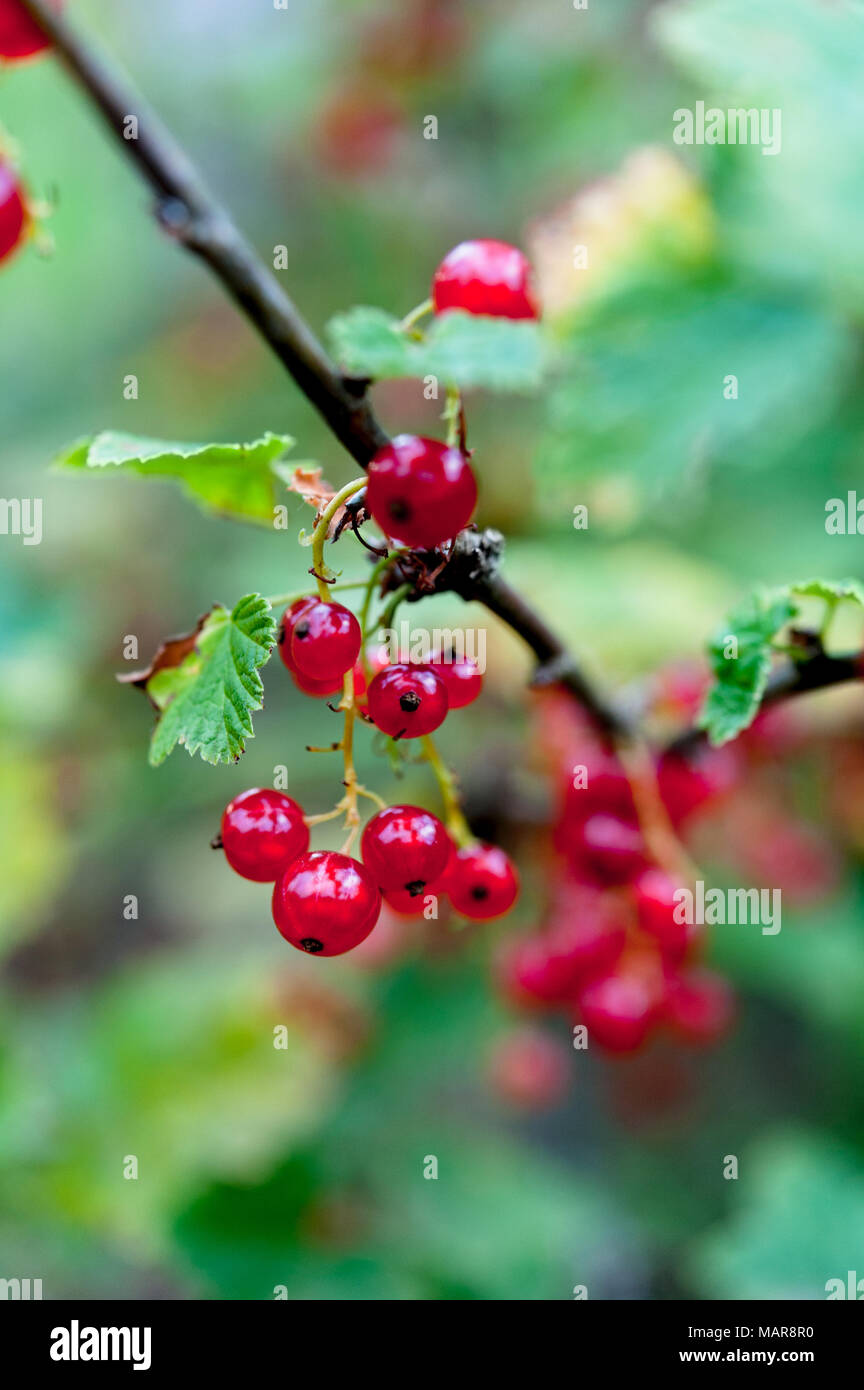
210,832,224,850
294,621,310,640
406,880,425,897
300,937,325,954
399,691,422,713
388,498,411,523
470,885,490,901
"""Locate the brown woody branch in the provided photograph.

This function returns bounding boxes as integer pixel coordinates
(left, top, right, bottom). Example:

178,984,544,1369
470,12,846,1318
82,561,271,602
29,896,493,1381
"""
21,1,862,750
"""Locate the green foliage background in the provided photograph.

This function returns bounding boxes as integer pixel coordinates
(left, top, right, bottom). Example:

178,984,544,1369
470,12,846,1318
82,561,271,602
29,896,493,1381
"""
2,0,864,1299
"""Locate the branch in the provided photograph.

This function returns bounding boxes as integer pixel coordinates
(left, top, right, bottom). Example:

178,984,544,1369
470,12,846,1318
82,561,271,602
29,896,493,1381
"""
20,0,389,467
23,0,627,737
409,529,630,737
666,649,862,756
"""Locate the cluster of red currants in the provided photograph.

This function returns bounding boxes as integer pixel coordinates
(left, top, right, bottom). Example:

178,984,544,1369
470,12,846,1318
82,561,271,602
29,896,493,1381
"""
498,725,736,1055
276,592,480,735
219,789,519,957
214,240,540,956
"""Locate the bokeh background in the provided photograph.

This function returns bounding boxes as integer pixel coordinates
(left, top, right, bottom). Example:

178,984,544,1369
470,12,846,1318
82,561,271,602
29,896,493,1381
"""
2,0,864,1300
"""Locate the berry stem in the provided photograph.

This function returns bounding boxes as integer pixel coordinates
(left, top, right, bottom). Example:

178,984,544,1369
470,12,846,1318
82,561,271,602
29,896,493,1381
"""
399,297,433,334
309,477,368,600
265,580,368,609
443,385,462,448
358,552,397,679
420,735,474,848
616,737,699,885
303,806,346,827
375,582,412,637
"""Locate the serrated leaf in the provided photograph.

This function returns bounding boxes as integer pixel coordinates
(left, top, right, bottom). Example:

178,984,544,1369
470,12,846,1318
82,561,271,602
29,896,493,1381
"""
697,590,796,745
146,594,276,766
327,306,545,392
56,431,295,526
789,577,864,608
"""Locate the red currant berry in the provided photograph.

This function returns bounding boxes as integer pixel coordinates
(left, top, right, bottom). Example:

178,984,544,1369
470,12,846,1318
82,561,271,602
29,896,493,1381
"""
366,663,449,739
432,239,539,320
662,969,734,1046
221,788,309,882
428,655,483,709
0,160,27,266
575,813,647,885
576,971,657,1054
277,597,317,672
290,666,344,697
560,743,636,822
383,885,432,915
361,803,450,897
290,599,361,684
449,842,519,920
272,850,381,956
0,0,59,61
366,435,477,549
634,868,689,953
656,745,739,828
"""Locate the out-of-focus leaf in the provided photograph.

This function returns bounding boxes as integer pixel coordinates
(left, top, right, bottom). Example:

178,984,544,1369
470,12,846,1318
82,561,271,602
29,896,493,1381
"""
0,742,69,959
653,0,864,312
147,594,276,766
539,279,853,504
328,307,546,392
789,578,864,609
688,1133,864,1299
56,431,295,526
698,590,795,745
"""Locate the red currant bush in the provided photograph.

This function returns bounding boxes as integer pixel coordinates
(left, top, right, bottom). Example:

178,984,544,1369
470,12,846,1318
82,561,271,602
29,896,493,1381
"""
448,842,519,920
361,803,450,898
272,850,381,956
221,788,309,882
366,435,477,549
0,159,27,266
366,663,449,738
432,239,539,320
0,0,58,61
290,599,361,685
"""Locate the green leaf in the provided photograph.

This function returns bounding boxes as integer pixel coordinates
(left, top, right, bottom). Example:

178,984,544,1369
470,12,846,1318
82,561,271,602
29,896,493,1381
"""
697,589,796,745
328,306,545,392
147,594,276,766
789,577,864,608
56,431,295,526
653,0,864,311
688,1133,864,1299
538,279,853,505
